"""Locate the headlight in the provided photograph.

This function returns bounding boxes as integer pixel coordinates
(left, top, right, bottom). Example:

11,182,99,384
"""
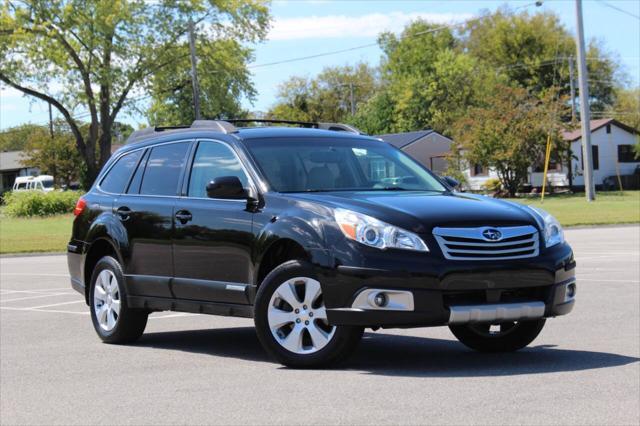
334,208,429,252
528,206,564,248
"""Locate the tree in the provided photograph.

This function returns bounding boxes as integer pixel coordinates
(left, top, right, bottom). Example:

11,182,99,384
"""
0,0,270,186
0,123,48,151
453,85,567,197
267,63,377,123
462,7,619,112
22,120,83,186
361,20,502,135
607,87,640,131
147,38,256,125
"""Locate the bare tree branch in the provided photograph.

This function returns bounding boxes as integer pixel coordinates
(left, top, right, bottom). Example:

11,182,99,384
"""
0,72,86,157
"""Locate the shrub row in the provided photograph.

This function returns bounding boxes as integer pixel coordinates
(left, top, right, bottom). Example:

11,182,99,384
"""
3,190,82,217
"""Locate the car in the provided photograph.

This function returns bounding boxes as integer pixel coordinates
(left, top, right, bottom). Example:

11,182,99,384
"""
13,175,55,192
67,119,576,368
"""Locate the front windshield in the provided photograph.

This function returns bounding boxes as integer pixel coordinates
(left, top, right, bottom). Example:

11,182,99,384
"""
41,180,54,188
245,138,447,193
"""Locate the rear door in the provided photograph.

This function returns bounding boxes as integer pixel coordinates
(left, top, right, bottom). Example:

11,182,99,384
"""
112,140,191,298
171,139,255,304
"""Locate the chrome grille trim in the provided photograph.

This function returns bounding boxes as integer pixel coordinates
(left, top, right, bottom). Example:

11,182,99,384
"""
433,225,539,260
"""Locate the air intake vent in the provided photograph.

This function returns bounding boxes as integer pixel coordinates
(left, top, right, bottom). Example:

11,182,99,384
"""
433,226,539,260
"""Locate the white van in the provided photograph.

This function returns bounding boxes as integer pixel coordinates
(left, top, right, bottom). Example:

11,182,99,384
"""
12,175,55,192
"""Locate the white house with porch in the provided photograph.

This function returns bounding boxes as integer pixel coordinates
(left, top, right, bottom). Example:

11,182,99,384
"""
463,119,639,191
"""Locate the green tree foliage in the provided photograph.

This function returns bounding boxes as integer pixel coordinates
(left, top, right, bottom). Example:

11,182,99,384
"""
453,85,567,197
0,0,270,186
0,124,48,151
267,62,377,123
147,38,256,125
21,120,83,186
462,7,618,111
608,87,640,131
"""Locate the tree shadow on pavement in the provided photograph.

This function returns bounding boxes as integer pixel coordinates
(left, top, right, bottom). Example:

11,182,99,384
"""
137,327,639,377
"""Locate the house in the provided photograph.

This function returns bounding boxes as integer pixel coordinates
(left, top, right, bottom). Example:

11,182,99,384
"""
377,130,453,175
0,150,39,193
463,118,639,191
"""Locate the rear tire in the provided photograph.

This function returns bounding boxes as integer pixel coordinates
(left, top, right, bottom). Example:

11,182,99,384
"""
254,260,363,368
89,256,148,344
449,319,546,352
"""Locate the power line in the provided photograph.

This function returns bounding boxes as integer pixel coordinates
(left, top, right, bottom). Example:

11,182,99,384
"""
595,0,640,20
248,1,540,70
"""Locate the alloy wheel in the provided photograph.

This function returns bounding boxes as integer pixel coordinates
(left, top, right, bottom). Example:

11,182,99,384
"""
267,277,336,354
93,270,121,332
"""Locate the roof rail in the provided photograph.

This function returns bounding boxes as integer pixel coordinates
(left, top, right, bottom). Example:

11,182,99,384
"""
227,118,364,134
126,120,237,144
227,119,317,128
317,122,364,134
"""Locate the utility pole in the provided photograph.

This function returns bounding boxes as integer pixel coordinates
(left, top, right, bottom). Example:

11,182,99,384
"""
188,18,201,120
48,102,54,139
568,56,577,123
348,82,355,116
567,55,577,188
574,0,595,201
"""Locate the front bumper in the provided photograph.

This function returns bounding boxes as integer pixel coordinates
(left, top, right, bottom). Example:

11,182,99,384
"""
322,242,576,328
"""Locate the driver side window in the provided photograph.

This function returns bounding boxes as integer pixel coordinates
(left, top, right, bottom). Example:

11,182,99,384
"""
188,141,249,198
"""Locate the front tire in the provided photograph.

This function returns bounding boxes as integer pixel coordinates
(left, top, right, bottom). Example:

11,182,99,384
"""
449,319,546,352
89,256,148,344
254,260,363,368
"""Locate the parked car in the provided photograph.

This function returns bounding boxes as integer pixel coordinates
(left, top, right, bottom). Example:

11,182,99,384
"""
67,120,576,367
12,175,55,192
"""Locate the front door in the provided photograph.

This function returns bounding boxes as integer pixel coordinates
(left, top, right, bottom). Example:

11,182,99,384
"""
172,140,255,304
114,140,191,298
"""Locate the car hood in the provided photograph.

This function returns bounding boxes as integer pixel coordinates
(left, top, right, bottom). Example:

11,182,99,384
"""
287,191,538,234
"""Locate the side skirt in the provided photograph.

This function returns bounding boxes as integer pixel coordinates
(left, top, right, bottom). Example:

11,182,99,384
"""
127,296,254,318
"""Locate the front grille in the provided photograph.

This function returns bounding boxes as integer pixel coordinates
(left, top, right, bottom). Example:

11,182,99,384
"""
433,226,539,260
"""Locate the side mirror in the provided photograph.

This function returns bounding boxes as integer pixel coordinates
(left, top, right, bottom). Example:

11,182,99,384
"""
442,176,460,189
206,176,247,199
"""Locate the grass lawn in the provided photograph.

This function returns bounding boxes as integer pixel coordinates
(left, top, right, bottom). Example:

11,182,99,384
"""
0,213,73,254
515,190,640,227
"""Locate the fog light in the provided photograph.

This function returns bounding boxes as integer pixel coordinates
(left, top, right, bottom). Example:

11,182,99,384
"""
565,283,576,301
373,292,388,307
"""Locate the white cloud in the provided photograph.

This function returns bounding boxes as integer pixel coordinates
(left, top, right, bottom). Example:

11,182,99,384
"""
269,11,473,41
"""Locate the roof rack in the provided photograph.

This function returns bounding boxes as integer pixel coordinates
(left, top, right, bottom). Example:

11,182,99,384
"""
227,119,363,134
126,120,237,144
125,118,364,144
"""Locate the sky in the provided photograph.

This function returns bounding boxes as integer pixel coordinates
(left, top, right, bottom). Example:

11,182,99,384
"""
1,0,639,131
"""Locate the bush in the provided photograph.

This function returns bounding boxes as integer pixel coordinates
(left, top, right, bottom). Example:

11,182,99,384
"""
482,178,502,193
3,190,82,217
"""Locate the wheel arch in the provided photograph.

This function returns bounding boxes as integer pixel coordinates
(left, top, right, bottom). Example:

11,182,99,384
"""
83,237,123,303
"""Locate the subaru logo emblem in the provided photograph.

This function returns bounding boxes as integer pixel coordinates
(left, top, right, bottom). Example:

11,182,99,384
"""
482,228,502,241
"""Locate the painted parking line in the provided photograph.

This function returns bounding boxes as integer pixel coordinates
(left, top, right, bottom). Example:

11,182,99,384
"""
0,273,70,278
0,305,200,320
28,300,85,309
0,293,77,303
0,288,75,294
0,306,89,315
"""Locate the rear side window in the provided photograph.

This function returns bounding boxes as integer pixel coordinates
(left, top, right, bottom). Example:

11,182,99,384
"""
140,142,190,196
100,150,142,194
188,141,249,198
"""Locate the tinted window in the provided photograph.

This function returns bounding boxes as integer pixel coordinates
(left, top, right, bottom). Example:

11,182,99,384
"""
140,142,190,196
100,150,142,194
245,139,446,193
188,141,249,198
126,150,148,194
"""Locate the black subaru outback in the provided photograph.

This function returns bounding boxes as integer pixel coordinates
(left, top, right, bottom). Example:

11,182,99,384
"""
67,120,576,367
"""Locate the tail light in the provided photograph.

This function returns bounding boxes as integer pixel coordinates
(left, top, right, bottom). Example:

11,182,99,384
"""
73,197,87,216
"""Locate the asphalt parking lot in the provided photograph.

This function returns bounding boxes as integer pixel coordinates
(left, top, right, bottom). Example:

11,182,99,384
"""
1,226,639,425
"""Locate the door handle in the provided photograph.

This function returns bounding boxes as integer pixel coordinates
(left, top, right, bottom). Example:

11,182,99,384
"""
115,206,132,221
175,210,193,224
